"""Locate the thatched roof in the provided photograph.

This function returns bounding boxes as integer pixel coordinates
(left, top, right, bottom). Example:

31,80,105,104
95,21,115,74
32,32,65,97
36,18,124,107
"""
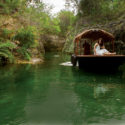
75,29,115,42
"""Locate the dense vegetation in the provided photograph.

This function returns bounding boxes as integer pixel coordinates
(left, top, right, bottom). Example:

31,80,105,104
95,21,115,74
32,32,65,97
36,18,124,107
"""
63,0,125,53
66,0,125,20
0,0,76,63
0,0,125,63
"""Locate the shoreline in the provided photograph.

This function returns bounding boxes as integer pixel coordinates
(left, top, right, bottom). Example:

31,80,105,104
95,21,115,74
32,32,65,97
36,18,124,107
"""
15,58,44,64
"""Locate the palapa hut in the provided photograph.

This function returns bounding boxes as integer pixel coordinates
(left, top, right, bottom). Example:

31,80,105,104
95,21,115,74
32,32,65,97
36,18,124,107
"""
74,29,115,55
71,29,125,70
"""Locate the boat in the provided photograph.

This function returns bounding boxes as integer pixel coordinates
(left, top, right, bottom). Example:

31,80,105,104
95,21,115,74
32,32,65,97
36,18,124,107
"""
71,29,125,70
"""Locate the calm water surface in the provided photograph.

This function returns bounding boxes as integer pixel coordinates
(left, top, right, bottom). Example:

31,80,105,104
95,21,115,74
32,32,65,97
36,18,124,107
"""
0,53,125,125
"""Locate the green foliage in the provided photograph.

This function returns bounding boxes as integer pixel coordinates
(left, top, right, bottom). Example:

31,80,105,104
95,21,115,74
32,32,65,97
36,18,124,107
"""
0,28,16,63
25,3,61,35
0,41,16,49
63,29,76,53
0,28,13,40
0,41,16,63
16,47,31,61
14,26,38,60
14,27,36,49
67,0,125,21
57,10,76,37
42,17,61,35
51,18,61,35
0,0,24,14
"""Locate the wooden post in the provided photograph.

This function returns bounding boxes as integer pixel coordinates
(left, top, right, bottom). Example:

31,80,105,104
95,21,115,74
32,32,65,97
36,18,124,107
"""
91,41,92,55
80,40,82,55
112,40,114,52
74,39,76,55
74,39,78,55
77,40,79,55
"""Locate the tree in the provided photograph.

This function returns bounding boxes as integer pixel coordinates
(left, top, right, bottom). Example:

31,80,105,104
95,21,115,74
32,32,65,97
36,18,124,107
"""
57,10,76,37
65,0,125,20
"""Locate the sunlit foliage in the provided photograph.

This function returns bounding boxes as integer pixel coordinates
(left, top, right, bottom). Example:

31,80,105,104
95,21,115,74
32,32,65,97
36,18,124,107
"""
57,10,76,37
66,0,125,20
0,41,16,63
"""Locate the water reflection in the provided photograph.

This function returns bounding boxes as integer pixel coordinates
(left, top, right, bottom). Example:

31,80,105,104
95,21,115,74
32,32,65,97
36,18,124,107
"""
119,64,125,79
0,54,125,125
72,70,125,125
0,64,35,125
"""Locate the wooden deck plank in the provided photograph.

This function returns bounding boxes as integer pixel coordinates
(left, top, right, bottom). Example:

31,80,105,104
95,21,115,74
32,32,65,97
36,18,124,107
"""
77,55,125,58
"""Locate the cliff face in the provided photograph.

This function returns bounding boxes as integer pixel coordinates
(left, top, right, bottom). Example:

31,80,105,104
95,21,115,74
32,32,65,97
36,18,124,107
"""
40,35,65,52
0,15,45,64
0,15,66,64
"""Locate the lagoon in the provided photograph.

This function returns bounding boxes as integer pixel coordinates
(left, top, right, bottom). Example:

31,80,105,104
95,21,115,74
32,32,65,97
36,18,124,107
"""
0,53,125,125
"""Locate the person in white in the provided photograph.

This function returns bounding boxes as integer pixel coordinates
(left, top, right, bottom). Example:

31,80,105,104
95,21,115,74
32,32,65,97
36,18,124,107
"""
94,38,116,55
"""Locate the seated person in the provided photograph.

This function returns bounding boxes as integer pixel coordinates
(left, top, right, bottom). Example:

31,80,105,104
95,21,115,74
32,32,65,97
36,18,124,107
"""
94,38,116,55
83,40,91,55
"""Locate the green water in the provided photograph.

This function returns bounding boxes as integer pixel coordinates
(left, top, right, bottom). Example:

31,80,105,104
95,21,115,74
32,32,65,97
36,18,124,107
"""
0,53,125,125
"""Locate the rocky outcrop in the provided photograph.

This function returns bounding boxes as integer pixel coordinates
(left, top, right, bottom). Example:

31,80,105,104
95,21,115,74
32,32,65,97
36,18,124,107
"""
40,35,65,52
16,58,43,64
0,15,45,63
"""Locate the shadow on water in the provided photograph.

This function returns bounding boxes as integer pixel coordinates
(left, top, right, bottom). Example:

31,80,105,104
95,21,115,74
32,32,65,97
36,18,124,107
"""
78,64,124,74
71,67,125,125
0,53,125,125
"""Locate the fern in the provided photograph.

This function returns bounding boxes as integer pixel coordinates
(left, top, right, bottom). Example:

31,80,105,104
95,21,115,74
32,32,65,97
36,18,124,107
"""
0,41,16,63
14,27,36,49
0,41,16,49
1,28,13,40
17,47,31,61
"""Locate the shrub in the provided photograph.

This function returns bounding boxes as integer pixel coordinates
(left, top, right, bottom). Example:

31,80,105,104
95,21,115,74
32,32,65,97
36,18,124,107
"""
0,41,16,63
0,28,13,40
0,0,22,14
14,27,37,49
14,26,38,60
16,47,31,61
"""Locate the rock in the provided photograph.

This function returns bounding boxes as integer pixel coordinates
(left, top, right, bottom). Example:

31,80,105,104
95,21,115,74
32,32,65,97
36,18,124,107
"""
31,58,43,64
40,35,65,52
16,58,43,64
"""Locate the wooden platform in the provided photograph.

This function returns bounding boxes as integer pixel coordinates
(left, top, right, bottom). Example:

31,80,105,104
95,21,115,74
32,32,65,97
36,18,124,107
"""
76,55,125,70
77,55,125,58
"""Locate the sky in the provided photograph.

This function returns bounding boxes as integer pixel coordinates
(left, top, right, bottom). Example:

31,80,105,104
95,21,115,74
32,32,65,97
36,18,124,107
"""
42,0,66,14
